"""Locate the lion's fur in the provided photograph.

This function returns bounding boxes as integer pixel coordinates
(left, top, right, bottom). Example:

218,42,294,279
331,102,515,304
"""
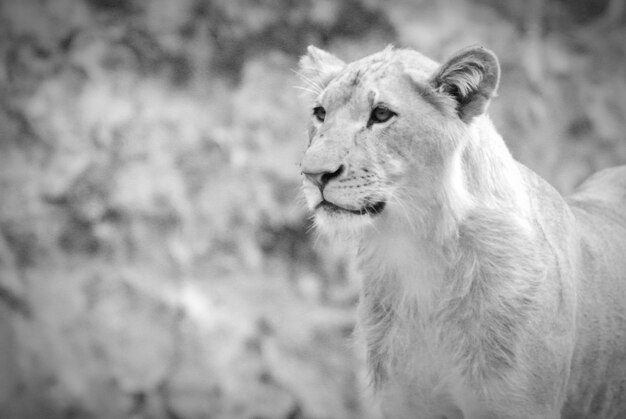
298,45,626,418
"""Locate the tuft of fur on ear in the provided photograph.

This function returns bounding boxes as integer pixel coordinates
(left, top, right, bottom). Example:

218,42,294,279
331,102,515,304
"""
297,46,345,96
430,46,500,123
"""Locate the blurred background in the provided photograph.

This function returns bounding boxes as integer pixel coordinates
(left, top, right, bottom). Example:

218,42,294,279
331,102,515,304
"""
0,0,625,418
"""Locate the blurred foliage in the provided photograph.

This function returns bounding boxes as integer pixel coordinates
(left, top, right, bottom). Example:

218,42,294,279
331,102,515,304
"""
0,0,625,418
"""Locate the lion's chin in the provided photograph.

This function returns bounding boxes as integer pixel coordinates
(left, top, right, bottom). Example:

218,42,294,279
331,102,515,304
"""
311,200,386,236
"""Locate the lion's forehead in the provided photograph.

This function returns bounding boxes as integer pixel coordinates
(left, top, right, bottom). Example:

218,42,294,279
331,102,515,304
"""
323,63,393,107
322,49,439,108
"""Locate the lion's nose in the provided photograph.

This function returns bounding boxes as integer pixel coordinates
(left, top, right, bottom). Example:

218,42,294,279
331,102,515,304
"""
303,164,345,190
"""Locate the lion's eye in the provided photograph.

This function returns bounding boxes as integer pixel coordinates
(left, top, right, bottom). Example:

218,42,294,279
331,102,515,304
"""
369,106,396,125
313,106,326,122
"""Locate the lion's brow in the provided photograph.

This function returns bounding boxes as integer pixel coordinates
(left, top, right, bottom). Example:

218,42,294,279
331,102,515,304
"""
367,90,377,107
321,86,352,110
322,73,360,108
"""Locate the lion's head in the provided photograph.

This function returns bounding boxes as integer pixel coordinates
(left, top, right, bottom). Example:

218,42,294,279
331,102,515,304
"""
298,45,501,237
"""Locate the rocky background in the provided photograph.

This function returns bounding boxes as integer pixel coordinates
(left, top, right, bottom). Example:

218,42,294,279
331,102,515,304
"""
0,0,625,418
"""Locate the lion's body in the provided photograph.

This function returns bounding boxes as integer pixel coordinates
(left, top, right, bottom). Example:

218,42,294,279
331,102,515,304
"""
298,45,626,418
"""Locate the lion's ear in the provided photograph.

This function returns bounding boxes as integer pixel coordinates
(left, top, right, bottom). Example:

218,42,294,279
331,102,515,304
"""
430,46,500,123
298,46,345,94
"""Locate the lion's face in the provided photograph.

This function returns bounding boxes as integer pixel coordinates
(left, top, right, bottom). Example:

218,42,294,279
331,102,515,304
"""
299,46,499,235
300,47,498,236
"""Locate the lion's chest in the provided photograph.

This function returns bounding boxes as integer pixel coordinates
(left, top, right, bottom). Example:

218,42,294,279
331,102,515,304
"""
369,316,470,419
358,246,489,417
357,230,507,416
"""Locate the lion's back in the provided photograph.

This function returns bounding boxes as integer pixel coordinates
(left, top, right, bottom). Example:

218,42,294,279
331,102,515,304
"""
568,165,626,211
563,165,626,419
567,165,626,261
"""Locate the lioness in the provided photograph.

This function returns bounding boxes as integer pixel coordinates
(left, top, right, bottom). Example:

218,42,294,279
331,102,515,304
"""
297,45,626,419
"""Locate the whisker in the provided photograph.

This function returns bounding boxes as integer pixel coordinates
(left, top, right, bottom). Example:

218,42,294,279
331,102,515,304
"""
293,85,321,96
292,69,325,93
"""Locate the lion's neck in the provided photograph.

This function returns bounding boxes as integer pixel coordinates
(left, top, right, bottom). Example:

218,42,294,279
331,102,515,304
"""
462,117,529,214
356,115,537,387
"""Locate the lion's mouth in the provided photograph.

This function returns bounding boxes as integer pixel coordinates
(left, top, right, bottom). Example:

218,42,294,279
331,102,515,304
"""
316,200,386,216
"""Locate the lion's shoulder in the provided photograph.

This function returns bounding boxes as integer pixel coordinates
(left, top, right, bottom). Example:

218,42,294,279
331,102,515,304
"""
568,165,626,208
566,165,626,238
